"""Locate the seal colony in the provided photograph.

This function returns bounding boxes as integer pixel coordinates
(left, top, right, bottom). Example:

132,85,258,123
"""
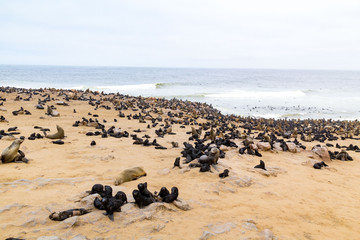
1,86,360,239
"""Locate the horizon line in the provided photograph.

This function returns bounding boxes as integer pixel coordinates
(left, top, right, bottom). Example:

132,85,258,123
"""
0,63,360,72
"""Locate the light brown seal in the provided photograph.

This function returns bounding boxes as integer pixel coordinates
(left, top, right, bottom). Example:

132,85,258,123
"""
114,167,147,185
45,125,64,139
1,139,24,163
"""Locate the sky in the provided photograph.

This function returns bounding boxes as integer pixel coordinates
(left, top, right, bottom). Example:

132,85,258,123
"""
0,0,360,70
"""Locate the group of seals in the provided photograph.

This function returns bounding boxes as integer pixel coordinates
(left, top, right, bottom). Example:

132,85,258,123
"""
133,182,179,208
1,139,28,163
90,184,127,221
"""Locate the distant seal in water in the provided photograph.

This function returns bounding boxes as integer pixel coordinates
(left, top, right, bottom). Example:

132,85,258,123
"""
1,139,27,163
254,160,266,170
114,167,147,185
45,125,64,139
49,208,89,221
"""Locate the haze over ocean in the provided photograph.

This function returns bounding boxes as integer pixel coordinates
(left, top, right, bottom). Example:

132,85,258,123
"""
1,64,359,120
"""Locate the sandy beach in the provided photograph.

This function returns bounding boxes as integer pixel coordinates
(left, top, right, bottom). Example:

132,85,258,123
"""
1,87,360,240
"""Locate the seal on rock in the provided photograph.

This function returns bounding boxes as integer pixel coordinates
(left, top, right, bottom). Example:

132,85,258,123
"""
254,160,266,171
45,125,64,139
49,208,89,221
114,167,147,185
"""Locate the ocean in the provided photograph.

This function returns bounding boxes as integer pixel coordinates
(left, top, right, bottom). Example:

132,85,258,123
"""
1,64,360,120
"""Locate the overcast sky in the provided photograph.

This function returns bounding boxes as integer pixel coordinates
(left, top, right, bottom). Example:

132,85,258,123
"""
1,0,360,70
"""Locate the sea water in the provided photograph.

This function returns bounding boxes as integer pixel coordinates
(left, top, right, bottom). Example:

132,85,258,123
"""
1,64,360,120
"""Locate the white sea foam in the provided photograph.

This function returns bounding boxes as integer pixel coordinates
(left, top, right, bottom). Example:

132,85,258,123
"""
96,84,156,91
205,90,305,99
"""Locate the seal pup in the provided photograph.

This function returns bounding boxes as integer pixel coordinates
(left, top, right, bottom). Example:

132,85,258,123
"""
94,197,105,210
49,208,89,221
114,167,147,185
254,160,266,170
101,197,122,221
114,191,128,204
219,169,229,178
132,189,155,208
88,184,104,196
162,187,179,203
45,125,64,139
313,161,328,169
173,157,181,168
1,139,27,163
138,182,155,200
158,187,170,198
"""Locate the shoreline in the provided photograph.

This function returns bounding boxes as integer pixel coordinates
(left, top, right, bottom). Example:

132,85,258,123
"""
1,86,360,239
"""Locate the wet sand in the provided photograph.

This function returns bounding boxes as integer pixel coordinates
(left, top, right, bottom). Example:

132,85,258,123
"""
1,88,360,240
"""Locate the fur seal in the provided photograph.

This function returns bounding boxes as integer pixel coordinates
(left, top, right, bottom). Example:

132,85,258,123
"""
45,125,64,139
173,157,181,168
114,191,128,203
219,169,229,178
336,149,353,161
1,139,27,163
254,160,266,170
94,197,105,210
49,208,89,221
158,187,170,198
89,184,104,196
313,161,328,169
114,167,147,185
132,189,155,208
162,187,179,203
101,197,122,221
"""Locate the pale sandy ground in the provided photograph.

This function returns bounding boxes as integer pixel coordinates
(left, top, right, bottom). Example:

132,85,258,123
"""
0,90,360,240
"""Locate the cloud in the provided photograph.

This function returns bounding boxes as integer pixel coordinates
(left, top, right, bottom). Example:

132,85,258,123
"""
0,0,360,69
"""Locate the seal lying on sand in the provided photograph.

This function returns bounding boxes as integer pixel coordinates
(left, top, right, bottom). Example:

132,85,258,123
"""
1,139,28,163
313,161,328,169
114,167,147,185
45,125,64,139
49,208,89,221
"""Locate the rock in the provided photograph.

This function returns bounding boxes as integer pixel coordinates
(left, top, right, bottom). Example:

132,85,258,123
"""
257,142,271,151
220,176,254,188
0,107,6,111
251,166,286,177
77,211,104,225
242,219,257,231
259,229,276,240
199,231,215,240
37,237,62,240
113,128,122,134
207,222,236,234
285,142,297,153
55,101,65,105
250,144,258,150
78,193,100,210
70,234,89,240
0,203,27,214
142,223,166,233
179,166,190,174
1,135,16,141
273,142,282,151
219,145,229,151
173,198,192,211
57,216,78,229
312,146,330,161
157,168,170,175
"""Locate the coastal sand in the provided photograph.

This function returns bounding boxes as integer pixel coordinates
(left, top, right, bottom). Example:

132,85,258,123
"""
1,90,360,240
